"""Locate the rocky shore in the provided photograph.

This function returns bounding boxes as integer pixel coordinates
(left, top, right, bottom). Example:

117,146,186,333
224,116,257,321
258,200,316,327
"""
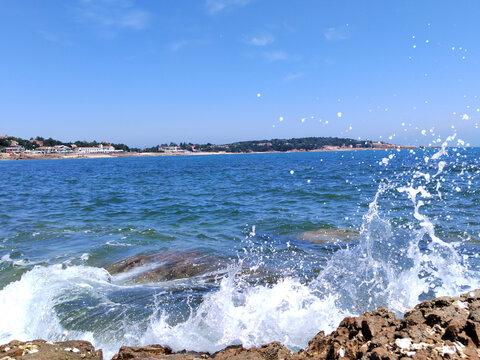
3,289,480,359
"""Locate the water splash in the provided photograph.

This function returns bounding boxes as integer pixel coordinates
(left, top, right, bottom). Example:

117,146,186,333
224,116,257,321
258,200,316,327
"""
141,146,479,352
143,265,345,352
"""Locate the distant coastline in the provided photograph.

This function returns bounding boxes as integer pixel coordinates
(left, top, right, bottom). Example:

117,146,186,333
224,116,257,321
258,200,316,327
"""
0,134,422,161
0,145,420,161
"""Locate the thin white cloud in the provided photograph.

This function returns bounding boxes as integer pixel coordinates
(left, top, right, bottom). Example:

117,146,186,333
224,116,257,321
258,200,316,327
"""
263,50,287,62
39,30,77,46
77,0,151,33
284,72,303,81
121,9,150,30
324,27,349,41
248,34,274,46
206,0,251,15
169,39,211,52
170,40,189,52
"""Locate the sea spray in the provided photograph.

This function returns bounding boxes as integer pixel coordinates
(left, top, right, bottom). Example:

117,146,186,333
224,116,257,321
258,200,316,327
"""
0,265,103,343
142,145,480,351
0,264,153,359
142,262,346,353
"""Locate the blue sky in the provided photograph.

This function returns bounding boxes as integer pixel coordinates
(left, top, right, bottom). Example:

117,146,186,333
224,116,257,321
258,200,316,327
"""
1,0,479,147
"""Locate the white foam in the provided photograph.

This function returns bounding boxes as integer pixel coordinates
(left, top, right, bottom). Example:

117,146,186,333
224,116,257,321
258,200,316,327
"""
0,254,29,266
144,272,346,353
106,240,132,247
0,265,109,352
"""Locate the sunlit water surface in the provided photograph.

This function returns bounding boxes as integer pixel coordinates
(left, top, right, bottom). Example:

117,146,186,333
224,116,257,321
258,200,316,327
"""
1,148,479,358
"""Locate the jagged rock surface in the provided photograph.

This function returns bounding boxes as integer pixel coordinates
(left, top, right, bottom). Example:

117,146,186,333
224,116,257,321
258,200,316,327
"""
0,340,102,359
111,343,291,360
4,290,480,359
293,289,480,359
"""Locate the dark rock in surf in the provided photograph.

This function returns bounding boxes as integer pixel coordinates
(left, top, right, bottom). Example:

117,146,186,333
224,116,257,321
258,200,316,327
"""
106,249,225,284
0,340,102,359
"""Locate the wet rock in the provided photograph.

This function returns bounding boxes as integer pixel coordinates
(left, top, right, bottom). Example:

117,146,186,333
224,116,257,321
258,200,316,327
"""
107,250,225,284
110,345,208,359
296,228,359,244
110,343,291,360
292,289,480,359
466,320,480,346
213,342,292,359
370,347,392,360
0,340,102,359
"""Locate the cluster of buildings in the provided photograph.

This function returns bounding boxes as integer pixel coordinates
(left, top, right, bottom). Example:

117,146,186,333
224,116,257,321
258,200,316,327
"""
33,143,117,154
1,136,120,155
157,145,195,154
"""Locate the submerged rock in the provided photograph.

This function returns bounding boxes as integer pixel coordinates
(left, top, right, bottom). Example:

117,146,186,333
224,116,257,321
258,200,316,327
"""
0,340,102,359
106,250,225,284
297,228,359,243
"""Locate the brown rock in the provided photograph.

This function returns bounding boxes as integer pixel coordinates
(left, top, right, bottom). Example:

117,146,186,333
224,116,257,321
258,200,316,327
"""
111,344,173,359
304,331,327,354
213,342,291,360
0,340,102,359
469,309,480,322
462,289,480,303
107,250,225,284
466,320,480,346
443,319,467,343
370,347,392,360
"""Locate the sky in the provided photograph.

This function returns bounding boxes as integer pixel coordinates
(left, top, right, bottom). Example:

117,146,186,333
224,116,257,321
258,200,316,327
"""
1,0,479,147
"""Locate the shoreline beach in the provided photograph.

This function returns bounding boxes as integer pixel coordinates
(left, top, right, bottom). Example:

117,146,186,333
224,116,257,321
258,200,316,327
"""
0,145,420,161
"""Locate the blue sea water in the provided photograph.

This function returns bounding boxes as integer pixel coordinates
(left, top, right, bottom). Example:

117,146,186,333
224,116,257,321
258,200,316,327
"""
0,148,479,357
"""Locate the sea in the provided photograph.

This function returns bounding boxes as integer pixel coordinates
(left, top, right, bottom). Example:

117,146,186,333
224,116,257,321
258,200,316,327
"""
0,145,479,358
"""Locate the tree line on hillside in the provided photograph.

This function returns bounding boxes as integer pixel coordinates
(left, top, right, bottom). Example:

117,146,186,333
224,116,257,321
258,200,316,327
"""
0,136,134,152
145,137,374,153
216,137,373,153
